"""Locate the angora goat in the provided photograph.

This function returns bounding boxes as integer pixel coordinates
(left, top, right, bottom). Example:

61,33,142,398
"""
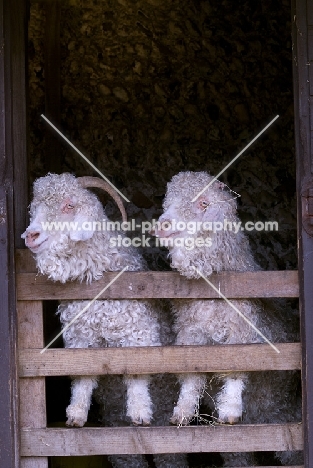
152,171,302,466
22,173,188,468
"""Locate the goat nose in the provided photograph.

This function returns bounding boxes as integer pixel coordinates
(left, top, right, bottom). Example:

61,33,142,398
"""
160,219,172,230
149,219,171,236
26,231,40,241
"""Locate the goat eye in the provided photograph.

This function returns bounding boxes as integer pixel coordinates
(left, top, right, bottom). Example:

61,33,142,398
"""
200,200,209,208
61,202,75,213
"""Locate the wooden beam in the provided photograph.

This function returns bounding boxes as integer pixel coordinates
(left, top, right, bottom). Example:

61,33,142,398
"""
20,460,50,468
11,0,28,248
15,249,300,299
19,343,301,377
18,302,48,468
0,0,26,466
44,0,61,173
20,423,303,456
16,270,299,300
16,249,36,272
293,0,313,467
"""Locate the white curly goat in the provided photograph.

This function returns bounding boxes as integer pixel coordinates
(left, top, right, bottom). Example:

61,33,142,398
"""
22,172,188,468
152,171,302,466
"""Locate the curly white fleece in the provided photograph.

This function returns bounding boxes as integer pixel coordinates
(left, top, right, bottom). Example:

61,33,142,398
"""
30,173,143,282
162,171,257,277
156,171,301,466
24,173,187,468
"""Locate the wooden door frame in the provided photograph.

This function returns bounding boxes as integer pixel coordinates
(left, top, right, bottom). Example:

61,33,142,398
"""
0,0,28,466
293,0,313,465
0,0,313,466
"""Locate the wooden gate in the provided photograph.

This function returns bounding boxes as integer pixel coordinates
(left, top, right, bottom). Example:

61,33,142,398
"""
17,249,303,466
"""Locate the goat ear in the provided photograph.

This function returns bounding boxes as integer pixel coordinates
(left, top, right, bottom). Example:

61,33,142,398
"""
69,213,94,241
202,202,227,223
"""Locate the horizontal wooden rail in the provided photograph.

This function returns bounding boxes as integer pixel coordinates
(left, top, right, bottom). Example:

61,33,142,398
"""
15,249,299,299
20,424,303,456
16,270,299,300
19,343,301,377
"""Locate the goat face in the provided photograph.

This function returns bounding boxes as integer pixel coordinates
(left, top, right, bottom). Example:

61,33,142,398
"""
22,173,104,254
153,171,237,240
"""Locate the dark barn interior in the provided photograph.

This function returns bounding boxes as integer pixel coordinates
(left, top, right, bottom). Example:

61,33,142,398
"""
28,0,297,271
27,0,300,467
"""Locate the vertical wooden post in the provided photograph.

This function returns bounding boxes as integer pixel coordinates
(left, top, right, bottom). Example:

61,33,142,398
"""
293,0,313,466
0,0,27,466
11,0,29,247
44,0,62,174
0,186,19,467
19,301,48,468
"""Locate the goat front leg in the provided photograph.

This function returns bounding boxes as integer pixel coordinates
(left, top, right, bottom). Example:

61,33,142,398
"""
66,376,99,427
170,373,206,425
124,375,153,426
216,374,247,424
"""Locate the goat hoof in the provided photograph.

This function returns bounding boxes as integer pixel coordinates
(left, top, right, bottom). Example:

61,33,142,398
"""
66,405,87,427
170,414,191,426
170,418,190,426
169,417,182,426
227,416,239,425
217,415,240,425
66,416,85,427
132,418,151,427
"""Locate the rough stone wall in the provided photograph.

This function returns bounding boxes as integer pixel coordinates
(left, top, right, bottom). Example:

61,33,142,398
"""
28,0,296,272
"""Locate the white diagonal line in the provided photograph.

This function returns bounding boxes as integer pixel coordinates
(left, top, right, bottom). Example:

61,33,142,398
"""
41,114,130,202
192,115,279,202
40,267,128,354
195,268,280,354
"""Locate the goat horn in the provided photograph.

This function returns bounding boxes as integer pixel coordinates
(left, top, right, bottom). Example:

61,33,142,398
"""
77,176,127,223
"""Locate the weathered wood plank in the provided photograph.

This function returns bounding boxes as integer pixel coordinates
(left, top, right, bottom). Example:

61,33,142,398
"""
18,301,48,468
50,456,111,468
15,249,300,299
44,0,61,173
16,270,299,300
16,249,35,273
0,1,26,465
11,3,28,249
20,423,303,456
20,458,49,468
19,343,301,377
18,301,45,352
293,0,313,467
